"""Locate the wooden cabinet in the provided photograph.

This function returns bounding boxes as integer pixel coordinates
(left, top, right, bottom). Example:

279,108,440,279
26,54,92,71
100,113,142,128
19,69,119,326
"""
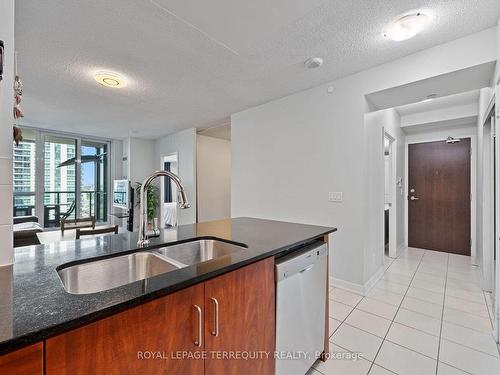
46,283,205,375
205,257,275,375
0,343,43,375
45,258,276,375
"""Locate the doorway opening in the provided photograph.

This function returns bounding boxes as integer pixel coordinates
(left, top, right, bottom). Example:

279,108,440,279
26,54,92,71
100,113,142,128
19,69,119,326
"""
160,153,179,228
384,131,397,258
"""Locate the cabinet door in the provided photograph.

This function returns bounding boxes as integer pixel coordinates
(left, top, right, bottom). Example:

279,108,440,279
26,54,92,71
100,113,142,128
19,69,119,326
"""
204,258,275,375
46,284,205,375
0,343,43,375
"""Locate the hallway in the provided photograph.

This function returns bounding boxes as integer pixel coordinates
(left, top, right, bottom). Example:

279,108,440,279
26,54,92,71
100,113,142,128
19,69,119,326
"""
311,248,500,375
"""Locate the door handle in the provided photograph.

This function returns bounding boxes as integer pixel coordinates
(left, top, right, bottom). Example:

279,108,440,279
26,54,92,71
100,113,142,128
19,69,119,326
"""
410,196,419,201
210,297,219,337
193,304,202,347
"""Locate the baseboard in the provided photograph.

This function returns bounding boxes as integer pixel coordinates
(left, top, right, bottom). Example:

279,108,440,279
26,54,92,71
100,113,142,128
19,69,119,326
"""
329,265,385,296
395,244,405,258
362,266,385,295
329,276,365,295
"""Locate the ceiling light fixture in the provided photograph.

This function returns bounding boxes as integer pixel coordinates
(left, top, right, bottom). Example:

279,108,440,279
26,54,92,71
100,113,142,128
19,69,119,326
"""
94,71,126,88
384,12,429,41
421,94,437,103
304,57,323,69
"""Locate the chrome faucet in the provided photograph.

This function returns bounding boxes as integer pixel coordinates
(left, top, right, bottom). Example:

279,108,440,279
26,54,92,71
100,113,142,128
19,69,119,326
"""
137,170,190,247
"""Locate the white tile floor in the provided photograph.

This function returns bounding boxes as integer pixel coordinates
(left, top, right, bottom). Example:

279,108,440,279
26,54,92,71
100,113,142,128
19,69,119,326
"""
309,247,500,375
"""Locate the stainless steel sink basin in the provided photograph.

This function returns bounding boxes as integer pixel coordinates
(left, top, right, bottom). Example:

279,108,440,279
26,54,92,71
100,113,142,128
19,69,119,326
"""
154,239,245,267
57,252,183,294
57,239,245,294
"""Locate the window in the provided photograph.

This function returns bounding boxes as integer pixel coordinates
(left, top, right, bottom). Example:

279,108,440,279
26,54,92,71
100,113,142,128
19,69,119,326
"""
12,127,111,228
12,129,36,217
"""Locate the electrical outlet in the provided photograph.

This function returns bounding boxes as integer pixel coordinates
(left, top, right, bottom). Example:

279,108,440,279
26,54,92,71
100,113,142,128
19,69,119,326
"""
328,192,343,202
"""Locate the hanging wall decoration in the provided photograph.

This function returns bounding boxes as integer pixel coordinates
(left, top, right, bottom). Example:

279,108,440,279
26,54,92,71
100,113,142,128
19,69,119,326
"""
13,126,23,146
13,51,24,120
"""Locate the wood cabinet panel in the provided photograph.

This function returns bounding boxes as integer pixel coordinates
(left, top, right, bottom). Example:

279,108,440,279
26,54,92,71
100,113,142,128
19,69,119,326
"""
0,343,43,375
46,284,205,375
204,258,275,375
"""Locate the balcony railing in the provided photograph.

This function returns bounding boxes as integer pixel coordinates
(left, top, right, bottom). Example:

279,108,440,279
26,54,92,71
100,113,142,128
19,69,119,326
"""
13,190,107,228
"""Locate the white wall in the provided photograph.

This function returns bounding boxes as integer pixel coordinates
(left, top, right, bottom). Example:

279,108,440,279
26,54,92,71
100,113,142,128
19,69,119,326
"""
197,135,231,222
155,128,197,225
232,28,496,289
0,0,15,265
127,137,155,230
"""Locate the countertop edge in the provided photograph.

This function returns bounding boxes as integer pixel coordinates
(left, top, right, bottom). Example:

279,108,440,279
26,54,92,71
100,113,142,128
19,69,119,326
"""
0,227,336,355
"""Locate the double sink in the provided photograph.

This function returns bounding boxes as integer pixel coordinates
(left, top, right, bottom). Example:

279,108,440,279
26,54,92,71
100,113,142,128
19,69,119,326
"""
57,239,245,294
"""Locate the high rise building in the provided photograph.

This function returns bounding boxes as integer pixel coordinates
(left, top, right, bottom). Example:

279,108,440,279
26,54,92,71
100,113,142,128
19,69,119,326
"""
12,140,36,216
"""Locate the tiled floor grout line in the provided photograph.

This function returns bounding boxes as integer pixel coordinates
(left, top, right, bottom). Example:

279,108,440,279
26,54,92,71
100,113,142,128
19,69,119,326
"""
315,295,368,375
324,250,498,375
434,253,450,375
365,251,426,374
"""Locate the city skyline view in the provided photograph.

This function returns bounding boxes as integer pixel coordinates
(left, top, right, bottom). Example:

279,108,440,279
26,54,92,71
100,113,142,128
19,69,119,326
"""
12,130,109,226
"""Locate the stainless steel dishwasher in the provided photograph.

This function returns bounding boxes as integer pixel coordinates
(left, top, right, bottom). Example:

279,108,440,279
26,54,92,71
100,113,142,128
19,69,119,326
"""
275,241,328,375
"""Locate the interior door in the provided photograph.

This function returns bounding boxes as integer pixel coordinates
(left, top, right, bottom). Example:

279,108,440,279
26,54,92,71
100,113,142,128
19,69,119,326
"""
204,258,275,375
408,138,471,255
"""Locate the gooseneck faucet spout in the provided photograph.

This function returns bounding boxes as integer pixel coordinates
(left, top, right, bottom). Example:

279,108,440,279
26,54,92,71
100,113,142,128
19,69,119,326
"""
137,170,190,247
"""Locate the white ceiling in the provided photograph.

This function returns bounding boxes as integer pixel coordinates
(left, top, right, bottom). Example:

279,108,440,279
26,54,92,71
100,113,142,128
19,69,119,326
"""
366,62,495,110
395,89,479,134
15,0,500,139
396,89,479,117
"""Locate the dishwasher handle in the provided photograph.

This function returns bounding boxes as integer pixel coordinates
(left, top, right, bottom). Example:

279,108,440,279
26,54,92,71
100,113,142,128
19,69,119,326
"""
299,264,315,274
275,243,327,282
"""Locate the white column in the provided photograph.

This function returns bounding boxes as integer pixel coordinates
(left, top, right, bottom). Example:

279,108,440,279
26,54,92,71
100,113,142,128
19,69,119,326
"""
0,0,15,265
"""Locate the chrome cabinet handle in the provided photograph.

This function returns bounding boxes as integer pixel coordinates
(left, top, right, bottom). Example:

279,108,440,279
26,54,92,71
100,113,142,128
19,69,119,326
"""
210,297,219,337
193,304,202,347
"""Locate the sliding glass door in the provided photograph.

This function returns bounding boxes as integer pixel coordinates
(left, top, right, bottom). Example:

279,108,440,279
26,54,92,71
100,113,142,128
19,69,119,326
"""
43,135,78,228
80,140,108,223
12,127,110,229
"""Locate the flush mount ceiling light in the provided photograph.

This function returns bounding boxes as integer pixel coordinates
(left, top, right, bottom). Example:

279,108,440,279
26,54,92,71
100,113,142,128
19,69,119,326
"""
94,71,126,88
304,57,323,69
384,12,429,41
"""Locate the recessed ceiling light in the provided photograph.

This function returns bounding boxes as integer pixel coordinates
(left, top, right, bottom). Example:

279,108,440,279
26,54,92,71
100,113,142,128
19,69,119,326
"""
304,57,323,69
421,94,437,102
94,71,127,88
384,12,429,41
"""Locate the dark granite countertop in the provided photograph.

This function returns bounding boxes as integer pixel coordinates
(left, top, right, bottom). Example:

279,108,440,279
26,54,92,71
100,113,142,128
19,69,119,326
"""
0,217,336,355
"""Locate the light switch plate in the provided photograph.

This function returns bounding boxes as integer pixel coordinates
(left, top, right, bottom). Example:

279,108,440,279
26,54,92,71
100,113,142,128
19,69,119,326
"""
328,192,343,202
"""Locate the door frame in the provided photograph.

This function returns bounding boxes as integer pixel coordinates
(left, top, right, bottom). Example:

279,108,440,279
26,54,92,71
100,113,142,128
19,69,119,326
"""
494,84,500,342
383,130,398,258
159,152,179,228
404,133,476,258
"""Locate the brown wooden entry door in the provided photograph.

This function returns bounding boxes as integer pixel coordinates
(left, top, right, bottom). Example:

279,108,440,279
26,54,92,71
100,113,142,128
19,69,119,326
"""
408,138,471,255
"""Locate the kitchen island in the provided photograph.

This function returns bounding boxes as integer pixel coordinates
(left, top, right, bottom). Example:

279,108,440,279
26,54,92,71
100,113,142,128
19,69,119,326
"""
0,217,336,374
